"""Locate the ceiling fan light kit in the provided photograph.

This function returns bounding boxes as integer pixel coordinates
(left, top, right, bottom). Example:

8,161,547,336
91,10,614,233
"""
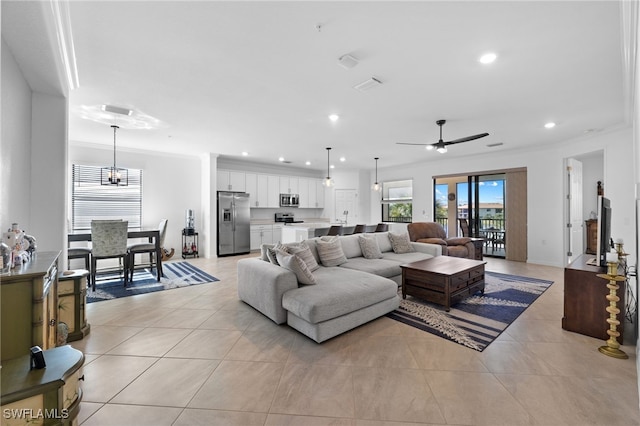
397,119,489,154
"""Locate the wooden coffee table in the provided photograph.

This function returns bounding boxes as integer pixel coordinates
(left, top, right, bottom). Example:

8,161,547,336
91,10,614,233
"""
401,256,486,311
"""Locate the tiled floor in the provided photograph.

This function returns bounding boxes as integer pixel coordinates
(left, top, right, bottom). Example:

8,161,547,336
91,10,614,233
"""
73,255,640,425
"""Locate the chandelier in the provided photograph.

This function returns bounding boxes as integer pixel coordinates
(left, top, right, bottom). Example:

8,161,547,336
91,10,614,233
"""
101,125,128,186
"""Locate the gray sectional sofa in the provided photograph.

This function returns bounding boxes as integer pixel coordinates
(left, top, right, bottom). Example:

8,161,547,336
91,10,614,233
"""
237,231,442,342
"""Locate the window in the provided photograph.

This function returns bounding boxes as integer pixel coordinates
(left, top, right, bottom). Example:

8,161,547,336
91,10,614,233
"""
71,164,142,231
381,179,412,223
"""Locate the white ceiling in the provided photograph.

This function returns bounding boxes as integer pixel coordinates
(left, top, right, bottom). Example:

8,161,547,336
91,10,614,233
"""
4,1,628,172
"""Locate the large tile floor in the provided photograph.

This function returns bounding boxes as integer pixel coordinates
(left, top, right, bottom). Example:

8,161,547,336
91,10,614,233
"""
73,255,640,425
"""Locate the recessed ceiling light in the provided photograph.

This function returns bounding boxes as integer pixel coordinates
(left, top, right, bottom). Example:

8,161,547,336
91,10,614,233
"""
340,157,346,162
329,114,339,122
241,151,248,156
479,53,497,64
544,122,556,129
305,161,311,166
278,157,285,162
330,165,335,169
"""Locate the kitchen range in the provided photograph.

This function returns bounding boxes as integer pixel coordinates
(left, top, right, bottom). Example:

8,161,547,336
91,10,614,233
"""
274,212,303,224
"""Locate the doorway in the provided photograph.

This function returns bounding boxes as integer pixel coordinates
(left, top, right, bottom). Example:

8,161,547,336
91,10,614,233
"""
434,168,527,261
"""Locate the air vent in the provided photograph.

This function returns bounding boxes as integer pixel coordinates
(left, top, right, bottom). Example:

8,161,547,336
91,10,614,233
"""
102,105,132,116
353,77,382,92
486,142,503,148
338,54,359,70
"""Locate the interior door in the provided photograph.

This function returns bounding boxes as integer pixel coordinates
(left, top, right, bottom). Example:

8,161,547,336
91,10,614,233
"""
566,158,584,263
335,189,358,224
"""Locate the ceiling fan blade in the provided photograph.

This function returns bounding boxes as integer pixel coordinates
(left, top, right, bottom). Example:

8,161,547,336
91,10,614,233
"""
396,142,430,146
443,133,489,146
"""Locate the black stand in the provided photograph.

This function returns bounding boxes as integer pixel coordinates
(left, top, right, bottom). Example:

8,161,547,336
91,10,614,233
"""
182,229,199,259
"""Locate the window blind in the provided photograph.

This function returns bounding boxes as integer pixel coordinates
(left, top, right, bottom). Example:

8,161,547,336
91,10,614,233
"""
71,164,142,230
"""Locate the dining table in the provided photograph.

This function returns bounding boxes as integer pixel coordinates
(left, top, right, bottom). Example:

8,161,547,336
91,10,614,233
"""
67,228,163,281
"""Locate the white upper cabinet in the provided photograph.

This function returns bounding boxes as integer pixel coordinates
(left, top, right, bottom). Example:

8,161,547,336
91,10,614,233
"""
279,176,299,194
217,170,246,192
298,177,310,208
267,175,280,207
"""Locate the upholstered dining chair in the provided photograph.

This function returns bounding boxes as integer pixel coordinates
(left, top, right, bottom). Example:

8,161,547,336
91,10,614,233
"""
90,220,129,290
341,226,356,235
128,219,167,281
364,224,378,233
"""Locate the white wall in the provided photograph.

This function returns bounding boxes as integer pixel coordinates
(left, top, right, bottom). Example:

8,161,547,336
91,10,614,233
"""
69,144,202,257
373,127,635,268
1,38,32,232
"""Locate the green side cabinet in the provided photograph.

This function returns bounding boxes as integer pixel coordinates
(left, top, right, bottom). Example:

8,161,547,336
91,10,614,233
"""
57,270,90,343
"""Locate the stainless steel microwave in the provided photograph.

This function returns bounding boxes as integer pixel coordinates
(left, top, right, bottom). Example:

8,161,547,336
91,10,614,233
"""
280,193,299,207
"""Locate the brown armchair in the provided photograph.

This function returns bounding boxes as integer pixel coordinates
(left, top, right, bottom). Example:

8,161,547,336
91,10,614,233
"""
407,222,476,259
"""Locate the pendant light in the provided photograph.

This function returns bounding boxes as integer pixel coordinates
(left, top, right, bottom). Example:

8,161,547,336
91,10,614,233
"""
372,157,381,192
101,124,128,186
323,147,334,187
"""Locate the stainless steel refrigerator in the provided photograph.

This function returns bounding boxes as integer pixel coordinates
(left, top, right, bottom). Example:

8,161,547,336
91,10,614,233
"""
217,191,250,256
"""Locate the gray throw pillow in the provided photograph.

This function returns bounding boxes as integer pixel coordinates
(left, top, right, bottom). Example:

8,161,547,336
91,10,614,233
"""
388,232,414,254
267,242,288,265
316,236,348,267
260,243,274,262
275,249,317,285
359,234,383,259
286,242,320,271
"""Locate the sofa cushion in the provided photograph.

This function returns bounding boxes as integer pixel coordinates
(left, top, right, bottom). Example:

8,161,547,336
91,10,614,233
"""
339,257,402,278
316,236,348,266
275,249,317,285
388,232,415,254
339,234,363,259
381,251,434,264
359,234,383,259
286,242,319,271
282,267,397,323
374,232,393,253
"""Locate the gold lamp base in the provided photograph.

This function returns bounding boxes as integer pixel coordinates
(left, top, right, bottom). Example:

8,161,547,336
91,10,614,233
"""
598,345,629,359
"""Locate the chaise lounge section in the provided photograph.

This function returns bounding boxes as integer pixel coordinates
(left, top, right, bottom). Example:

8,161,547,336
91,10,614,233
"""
237,231,441,342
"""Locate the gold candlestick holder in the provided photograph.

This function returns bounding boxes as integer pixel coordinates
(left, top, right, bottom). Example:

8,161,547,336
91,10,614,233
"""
597,260,628,359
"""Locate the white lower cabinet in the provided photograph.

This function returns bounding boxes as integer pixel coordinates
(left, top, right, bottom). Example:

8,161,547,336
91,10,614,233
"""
250,225,274,250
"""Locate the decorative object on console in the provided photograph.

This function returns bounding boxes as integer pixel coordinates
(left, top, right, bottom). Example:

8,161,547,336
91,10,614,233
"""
596,253,628,359
372,157,381,192
2,223,36,267
101,124,128,186
323,147,334,187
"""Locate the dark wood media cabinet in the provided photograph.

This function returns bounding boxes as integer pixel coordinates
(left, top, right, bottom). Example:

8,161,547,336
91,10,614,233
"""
562,254,625,343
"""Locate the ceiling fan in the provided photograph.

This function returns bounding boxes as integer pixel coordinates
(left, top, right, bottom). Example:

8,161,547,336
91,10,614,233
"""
397,119,489,153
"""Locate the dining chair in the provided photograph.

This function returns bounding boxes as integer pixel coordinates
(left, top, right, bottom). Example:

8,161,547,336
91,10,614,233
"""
363,225,378,233
128,219,167,281
374,223,389,232
459,218,470,237
341,226,356,235
327,225,342,236
90,220,129,290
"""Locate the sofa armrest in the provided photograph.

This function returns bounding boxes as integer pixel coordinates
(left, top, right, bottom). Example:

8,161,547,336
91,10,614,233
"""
237,258,298,324
410,241,442,257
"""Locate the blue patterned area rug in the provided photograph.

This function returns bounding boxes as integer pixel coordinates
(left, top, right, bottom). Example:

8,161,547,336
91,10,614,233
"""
388,271,553,351
87,261,219,303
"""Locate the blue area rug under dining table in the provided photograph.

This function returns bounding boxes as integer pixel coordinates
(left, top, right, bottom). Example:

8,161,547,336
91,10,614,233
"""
87,261,219,303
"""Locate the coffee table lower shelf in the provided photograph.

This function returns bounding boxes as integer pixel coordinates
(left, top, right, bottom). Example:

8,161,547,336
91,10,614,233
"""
401,257,486,311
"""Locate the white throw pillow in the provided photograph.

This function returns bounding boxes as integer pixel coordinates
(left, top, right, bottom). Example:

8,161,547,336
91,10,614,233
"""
267,242,288,265
275,249,317,285
286,242,320,271
359,234,383,259
388,232,414,254
316,236,348,266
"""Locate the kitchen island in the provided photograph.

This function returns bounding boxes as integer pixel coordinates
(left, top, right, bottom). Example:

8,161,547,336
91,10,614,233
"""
280,223,330,243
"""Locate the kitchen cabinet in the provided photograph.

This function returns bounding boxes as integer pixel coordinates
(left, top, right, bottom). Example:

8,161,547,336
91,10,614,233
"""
272,224,284,244
1,251,60,362
314,180,325,208
266,175,280,207
217,170,246,192
298,178,310,208
279,176,299,194
250,225,274,250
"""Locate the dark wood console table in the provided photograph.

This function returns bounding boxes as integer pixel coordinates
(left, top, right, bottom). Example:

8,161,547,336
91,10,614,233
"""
562,254,625,343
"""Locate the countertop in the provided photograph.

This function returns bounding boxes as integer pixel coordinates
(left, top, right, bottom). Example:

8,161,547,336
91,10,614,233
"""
250,218,330,226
